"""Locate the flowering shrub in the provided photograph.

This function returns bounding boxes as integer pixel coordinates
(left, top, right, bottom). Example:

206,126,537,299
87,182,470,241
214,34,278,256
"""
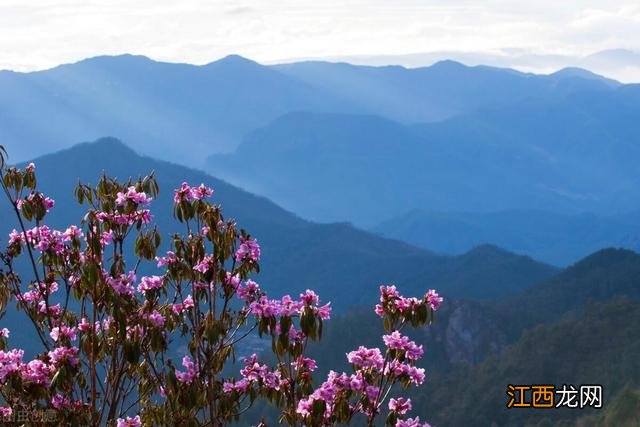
0,148,441,426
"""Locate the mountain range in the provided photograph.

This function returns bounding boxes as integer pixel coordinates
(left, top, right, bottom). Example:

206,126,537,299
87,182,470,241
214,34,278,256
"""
0,53,625,167
3,53,640,274
288,248,640,426
0,139,557,314
208,88,640,224
373,209,640,265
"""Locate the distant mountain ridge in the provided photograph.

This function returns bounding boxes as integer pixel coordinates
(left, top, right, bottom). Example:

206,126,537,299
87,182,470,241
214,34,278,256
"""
0,54,359,164
207,86,640,226
0,53,624,167
0,138,557,314
372,209,640,265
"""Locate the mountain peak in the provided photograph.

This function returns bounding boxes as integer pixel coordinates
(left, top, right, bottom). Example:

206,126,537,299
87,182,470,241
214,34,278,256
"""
550,67,620,86
569,247,640,270
429,59,467,70
207,54,259,68
28,137,138,165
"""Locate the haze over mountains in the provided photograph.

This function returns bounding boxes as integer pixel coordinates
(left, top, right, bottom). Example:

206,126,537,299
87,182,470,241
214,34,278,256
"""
373,209,640,265
2,50,640,423
0,139,557,314
3,53,640,265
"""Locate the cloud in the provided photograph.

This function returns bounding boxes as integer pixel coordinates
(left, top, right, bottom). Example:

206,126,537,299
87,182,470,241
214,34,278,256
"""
1,0,640,82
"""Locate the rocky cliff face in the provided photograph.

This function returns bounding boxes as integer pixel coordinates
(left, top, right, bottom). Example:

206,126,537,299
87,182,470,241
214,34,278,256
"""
436,301,507,365
417,299,507,369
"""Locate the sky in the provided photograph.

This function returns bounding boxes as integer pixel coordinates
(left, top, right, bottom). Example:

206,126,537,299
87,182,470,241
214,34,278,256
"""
1,0,640,81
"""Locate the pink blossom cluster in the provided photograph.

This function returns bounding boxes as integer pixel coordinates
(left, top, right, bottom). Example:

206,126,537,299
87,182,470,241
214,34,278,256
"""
249,290,331,320
172,295,194,314
175,355,198,385
173,182,214,203
234,354,288,392
116,415,142,427
115,186,153,206
425,289,443,311
96,210,153,226
148,310,165,328
137,275,164,294
389,397,412,415
375,285,443,317
155,251,178,267
77,317,102,334
235,237,261,262
296,369,373,420
384,360,426,385
397,417,431,427
107,271,137,296
10,225,65,254
16,192,55,212
346,346,384,370
50,325,77,342
0,343,79,389
382,331,424,360
193,255,214,274
235,278,260,302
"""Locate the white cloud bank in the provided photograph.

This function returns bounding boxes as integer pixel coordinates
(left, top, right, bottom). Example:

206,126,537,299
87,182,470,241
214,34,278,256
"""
1,0,640,81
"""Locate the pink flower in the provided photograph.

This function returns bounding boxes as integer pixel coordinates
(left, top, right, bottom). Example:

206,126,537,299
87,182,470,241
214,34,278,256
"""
191,184,214,200
77,318,92,332
62,225,84,241
224,272,241,290
116,415,142,427
383,331,424,360
236,279,260,302
249,296,280,318
107,271,136,296
385,361,426,385
0,328,9,339
396,417,431,427
292,356,317,372
374,304,385,317
0,407,12,418
8,229,24,245
389,397,412,415
173,182,195,203
365,384,380,401
48,346,79,367
279,295,303,316
156,251,177,267
146,310,165,328
175,355,198,384
193,255,213,274
43,197,55,211
316,302,332,320
380,285,400,302
0,349,24,383
425,289,443,311
300,289,319,305
137,275,163,294
116,186,152,206
183,295,194,310
235,237,260,262
50,325,77,342
20,359,51,386
223,378,249,393
346,346,384,370
51,393,70,409
101,230,114,246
